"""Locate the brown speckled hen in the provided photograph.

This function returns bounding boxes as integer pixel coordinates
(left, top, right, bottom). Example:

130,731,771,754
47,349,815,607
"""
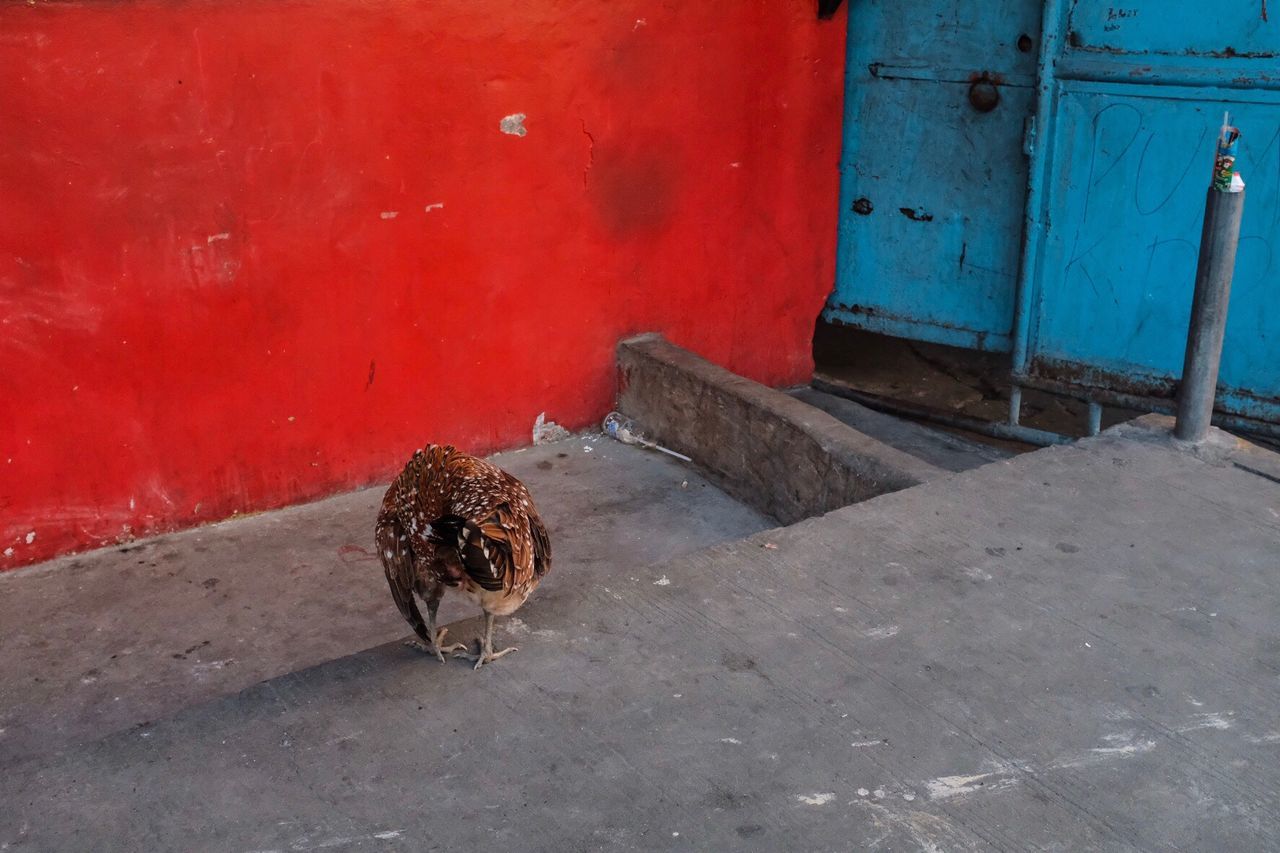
375,445,552,669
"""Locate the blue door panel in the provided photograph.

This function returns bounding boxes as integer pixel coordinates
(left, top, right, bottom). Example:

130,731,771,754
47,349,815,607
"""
1032,86,1280,403
826,0,1043,353
828,79,1035,351
1026,0,1280,423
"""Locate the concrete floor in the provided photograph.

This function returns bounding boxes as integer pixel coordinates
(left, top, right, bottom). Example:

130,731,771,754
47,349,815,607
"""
5,419,1280,851
0,436,771,766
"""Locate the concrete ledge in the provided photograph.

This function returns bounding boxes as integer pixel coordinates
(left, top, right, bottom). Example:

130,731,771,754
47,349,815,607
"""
616,334,945,523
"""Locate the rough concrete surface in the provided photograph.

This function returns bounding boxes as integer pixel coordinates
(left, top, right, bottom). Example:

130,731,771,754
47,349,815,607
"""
3,417,1280,851
617,335,943,524
0,436,771,765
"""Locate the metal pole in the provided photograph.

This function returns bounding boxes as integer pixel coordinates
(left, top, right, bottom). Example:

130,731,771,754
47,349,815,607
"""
1086,400,1103,437
1174,188,1245,442
1007,0,1065,430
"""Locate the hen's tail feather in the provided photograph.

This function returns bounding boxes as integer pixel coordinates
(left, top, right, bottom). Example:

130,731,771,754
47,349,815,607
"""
376,517,432,643
429,514,507,592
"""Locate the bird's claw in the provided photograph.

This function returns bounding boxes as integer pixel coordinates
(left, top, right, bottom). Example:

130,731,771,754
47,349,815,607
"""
451,641,519,670
402,638,443,663
404,628,468,664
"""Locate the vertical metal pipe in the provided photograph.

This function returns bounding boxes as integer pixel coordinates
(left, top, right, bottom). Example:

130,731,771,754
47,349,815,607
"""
1086,401,1102,436
1009,0,1065,379
1174,189,1246,442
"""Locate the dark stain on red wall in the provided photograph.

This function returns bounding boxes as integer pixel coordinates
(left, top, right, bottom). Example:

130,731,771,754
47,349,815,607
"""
590,146,678,238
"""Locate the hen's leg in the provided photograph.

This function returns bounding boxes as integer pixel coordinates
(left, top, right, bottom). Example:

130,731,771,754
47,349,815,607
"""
453,612,518,670
404,589,467,663
428,597,470,660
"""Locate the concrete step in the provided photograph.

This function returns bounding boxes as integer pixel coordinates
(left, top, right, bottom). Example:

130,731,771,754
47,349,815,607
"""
616,334,949,525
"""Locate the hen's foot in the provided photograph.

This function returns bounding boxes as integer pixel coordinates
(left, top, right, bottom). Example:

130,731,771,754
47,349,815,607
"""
403,628,468,664
452,640,519,670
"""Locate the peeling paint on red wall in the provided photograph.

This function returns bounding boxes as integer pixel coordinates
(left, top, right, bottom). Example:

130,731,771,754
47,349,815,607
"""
0,1,846,569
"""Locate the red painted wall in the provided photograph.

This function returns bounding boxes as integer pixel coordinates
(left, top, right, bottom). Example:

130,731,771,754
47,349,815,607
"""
0,1,846,569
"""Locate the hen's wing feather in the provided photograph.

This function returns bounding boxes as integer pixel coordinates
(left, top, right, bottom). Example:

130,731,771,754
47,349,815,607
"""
375,517,432,643
529,509,552,579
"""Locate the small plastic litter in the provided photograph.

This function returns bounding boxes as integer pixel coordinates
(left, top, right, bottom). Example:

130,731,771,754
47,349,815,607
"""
601,412,692,462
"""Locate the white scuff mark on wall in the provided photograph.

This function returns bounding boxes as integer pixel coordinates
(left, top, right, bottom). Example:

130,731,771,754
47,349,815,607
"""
25,532,35,544
380,211,399,220
863,625,900,639
795,793,835,806
1246,732,1280,743
719,737,742,744
207,232,231,243
850,740,884,748
499,113,528,137
424,202,444,213
634,18,647,29
3,548,12,558
532,412,570,445
653,575,671,586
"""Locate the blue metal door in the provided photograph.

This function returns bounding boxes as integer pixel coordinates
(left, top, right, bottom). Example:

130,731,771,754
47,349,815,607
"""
825,0,1043,352
1020,1,1280,426
827,0,1280,430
